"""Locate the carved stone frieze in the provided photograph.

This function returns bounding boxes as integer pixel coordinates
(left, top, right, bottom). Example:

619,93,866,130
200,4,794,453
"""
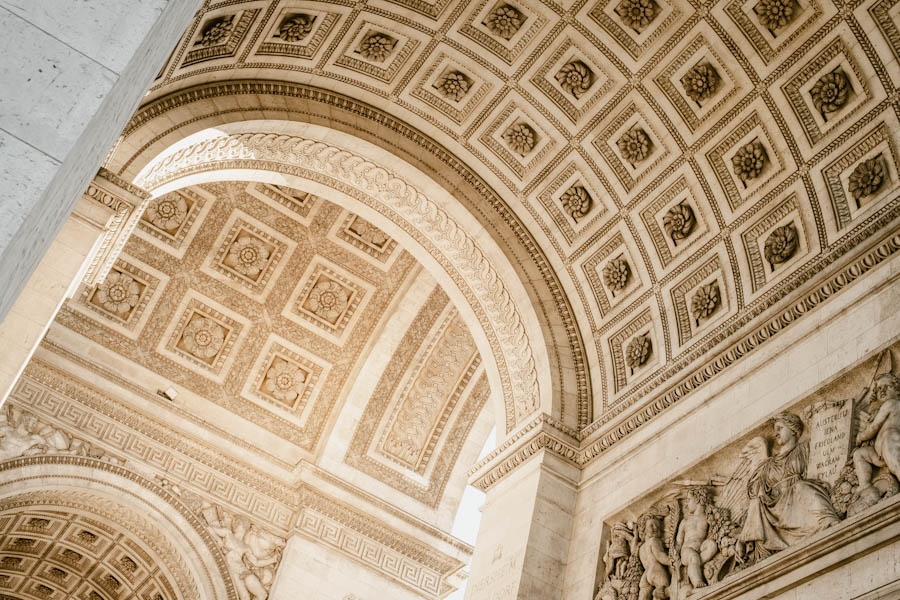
594,347,900,599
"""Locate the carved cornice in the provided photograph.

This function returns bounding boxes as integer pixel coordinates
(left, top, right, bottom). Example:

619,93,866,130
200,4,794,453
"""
580,229,900,463
468,414,581,491
470,228,900,491
135,131,541,430
81,169,152,287
296,485,466,599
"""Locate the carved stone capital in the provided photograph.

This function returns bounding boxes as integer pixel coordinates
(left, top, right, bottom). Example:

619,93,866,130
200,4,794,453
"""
468,413,581,491
78,168,151,286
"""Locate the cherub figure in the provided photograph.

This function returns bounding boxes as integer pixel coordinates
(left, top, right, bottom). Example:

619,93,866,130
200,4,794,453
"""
675,487,718,593
638,515,670,600
205,510,275,600
853,374,900,506
0,408,48,461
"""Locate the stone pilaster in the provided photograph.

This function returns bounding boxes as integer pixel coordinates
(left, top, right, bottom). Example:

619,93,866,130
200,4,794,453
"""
466,418,581,600
0,170,147,404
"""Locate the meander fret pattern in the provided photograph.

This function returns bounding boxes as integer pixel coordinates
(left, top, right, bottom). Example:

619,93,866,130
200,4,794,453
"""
0,510,173,600
139,0,900,424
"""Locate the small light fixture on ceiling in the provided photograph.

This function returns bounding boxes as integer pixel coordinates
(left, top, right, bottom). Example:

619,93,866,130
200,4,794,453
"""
156,386,178,402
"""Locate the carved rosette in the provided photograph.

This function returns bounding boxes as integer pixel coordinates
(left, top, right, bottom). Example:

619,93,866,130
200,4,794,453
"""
810,70,851,115
358,33,396,62
848,156,885,202
483,4,524,40
145,195,188,233
555,60,593,99
691,282,721,321
263,358,305,403
755,0,795,31
503,122,536,156
559,185,592,221
662,202,696,244
681,64,720,104
617,128,652,164
180,317,226,360
763,223,799,267
197,16,234,47
732,140,768,183
94,272,141,316
435,71,471,102
224,236,270,279
625,334,652,371
615,0,658,31
306,280,350,323
277,14,315,42
602,258,631,293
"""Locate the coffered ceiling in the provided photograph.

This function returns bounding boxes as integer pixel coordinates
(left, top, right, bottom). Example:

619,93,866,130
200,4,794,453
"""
125,0,900,432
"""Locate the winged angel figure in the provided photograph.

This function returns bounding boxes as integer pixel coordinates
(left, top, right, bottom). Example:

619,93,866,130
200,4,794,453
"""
596,412,841,600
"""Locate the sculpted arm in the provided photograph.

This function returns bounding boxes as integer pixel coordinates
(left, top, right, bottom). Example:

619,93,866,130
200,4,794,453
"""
858,402,891,443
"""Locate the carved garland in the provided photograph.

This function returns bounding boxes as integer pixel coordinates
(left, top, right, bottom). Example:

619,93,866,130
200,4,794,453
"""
135,133,540,429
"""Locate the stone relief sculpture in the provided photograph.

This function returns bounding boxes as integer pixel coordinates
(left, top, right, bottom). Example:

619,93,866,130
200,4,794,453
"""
200,503,286,600
0,405,122,464
596,349,900,599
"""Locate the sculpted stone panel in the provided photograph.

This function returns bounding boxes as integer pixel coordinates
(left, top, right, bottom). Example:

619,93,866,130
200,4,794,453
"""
595,347,900,600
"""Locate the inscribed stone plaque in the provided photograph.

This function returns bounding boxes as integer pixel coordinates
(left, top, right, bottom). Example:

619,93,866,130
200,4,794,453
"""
806,399,853,485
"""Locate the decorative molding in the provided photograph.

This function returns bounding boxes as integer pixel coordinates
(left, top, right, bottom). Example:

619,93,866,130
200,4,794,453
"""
135,132,540,431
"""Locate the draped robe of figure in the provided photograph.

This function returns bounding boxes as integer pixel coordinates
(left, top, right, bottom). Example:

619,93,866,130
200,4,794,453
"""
739,440,840,551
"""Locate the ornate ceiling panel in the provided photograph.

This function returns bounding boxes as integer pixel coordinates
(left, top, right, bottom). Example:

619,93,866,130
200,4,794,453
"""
56,181,417,453
0,505,177,600
345,286,490,507
133,0,900,431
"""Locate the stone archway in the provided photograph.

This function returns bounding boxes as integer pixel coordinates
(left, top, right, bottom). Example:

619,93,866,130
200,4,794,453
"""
105,81,591,433
0,456,235,600
126,120,556,433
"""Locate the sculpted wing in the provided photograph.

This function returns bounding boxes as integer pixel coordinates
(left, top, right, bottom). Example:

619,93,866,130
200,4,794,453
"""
715,436,769,520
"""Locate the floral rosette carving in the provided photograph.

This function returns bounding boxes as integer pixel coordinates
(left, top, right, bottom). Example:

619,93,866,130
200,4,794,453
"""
263,358,305,403
810,70,851,115
848,156,885,202
436,71,470,102
625,334,652,371
225,235,270,278
555,61,593,99
145,195,188,233
181,317,226,360
602,258,631,292
306,280,350,323
277,14,315,42
763,223,799,267
691,282,721,321
358,33,396,63
484,5,524,40
616,0,658,31
94,272,141,316
617,128,652,164
663,202,696,244
197,16,234,47
732,140,768,183
560,185,592,221
681,64,720,104
755,0,795,30
503,123,536,156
